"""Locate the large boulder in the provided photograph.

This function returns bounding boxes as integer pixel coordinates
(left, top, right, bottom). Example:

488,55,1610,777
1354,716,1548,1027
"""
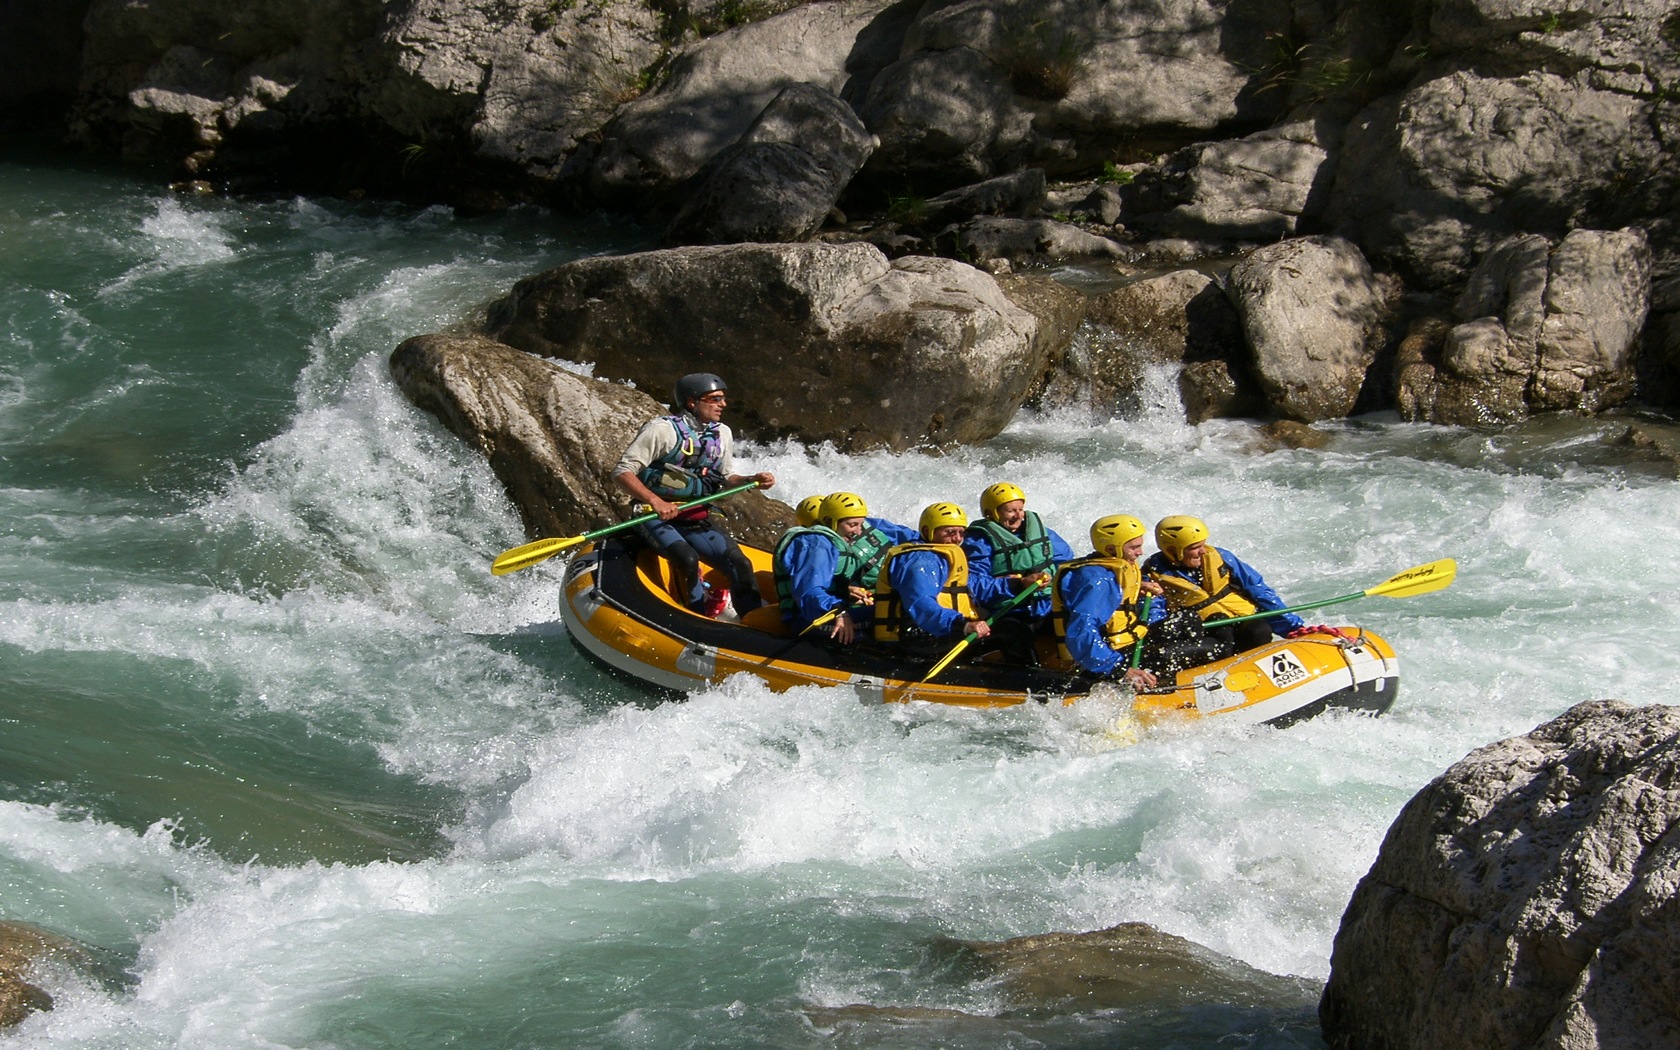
1396,228,1651,424
663,83,877,246
584,0,910,206
1327,68,1672,286
854,0,1291,189
1225,236,1391,422
1124,116,1339,242
372,0,665,180
482,241,1057,452
389,333,794,547
67,0,665,198
1320,699,1680,1050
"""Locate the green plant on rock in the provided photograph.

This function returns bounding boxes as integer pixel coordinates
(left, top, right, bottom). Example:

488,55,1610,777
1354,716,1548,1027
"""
998,18,1087,101
886,191,929,228
398,142,427,177
1099,161,1135,186
1251,30,1371,104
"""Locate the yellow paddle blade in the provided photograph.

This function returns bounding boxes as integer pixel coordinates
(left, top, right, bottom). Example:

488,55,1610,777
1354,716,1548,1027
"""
490,534,584,576
1364,558,1456,599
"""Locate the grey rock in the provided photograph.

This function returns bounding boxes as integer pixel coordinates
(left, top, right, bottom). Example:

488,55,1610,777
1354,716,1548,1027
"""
664,83,876,246
921,169,1049,227
1530,227,1651,412
1138,120,1334,241
857,0,1286,187
1400,228,1651,423
1328,70,1668,286
70,0,666,188
483,241,1056,451
1321,699,1680,1050
587,0,905,205
1225,236,1389,422
388,332,794,548
942,216,1135,267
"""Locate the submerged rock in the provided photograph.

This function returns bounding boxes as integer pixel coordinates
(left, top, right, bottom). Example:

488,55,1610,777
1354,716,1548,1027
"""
1,920,101,1028
1321,699,1680,1050
959,921,1318,1013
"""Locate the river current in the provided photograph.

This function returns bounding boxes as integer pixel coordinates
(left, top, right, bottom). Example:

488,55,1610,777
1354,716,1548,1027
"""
3,147,1678,1049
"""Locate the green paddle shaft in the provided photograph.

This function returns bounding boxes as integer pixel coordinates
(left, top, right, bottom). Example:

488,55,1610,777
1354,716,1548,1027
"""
1190,558,1457,628
491,481,762,576
1129,595,1154,669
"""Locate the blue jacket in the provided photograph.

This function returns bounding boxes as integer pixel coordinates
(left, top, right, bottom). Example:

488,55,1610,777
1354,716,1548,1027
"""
1141,546,1304,635
777,531,853,630
886,547,968,639
1058,562,1168,674
963,525,1074,619
867,517,920,545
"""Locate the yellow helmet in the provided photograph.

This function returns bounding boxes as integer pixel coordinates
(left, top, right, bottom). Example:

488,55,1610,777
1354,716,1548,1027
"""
979,482,1026,520
918,501,968,540
1090,514,1147,555
1155,515,1210,563
795,494,825,527
819,491,868,530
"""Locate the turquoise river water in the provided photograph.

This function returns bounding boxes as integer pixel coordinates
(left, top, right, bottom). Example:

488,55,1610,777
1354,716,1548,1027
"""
3,146,1679,1049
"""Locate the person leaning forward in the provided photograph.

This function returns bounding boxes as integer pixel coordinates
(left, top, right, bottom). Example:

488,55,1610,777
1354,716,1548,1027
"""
612,372,774,617
1141,515,1306,654
873,502,1036,664
1051,514,1166,688
771,491,887,644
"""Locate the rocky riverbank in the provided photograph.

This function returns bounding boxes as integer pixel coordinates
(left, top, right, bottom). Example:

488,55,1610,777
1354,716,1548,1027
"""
4,0,1678,437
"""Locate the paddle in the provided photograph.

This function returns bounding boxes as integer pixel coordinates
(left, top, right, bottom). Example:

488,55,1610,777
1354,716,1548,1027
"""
1129,595,1154,669
803,599,863,635
923,578,1047,682
490,481,762,576
1198,557,1458,628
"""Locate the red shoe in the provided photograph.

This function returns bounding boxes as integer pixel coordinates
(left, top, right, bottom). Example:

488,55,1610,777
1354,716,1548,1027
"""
700,587,731,619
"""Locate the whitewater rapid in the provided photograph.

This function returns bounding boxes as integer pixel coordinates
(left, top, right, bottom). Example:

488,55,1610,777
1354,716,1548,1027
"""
4,157,1678,1049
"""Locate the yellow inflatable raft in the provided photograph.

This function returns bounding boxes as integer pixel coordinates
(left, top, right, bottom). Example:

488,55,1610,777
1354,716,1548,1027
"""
557,540,1399,727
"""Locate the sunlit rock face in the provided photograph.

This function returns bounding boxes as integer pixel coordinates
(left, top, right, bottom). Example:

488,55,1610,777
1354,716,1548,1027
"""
1321,699,1680,1050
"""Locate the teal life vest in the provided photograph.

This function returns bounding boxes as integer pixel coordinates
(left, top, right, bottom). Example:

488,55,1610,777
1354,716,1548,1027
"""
967,512,1054,576
842,526,895,591
772,525,851,618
